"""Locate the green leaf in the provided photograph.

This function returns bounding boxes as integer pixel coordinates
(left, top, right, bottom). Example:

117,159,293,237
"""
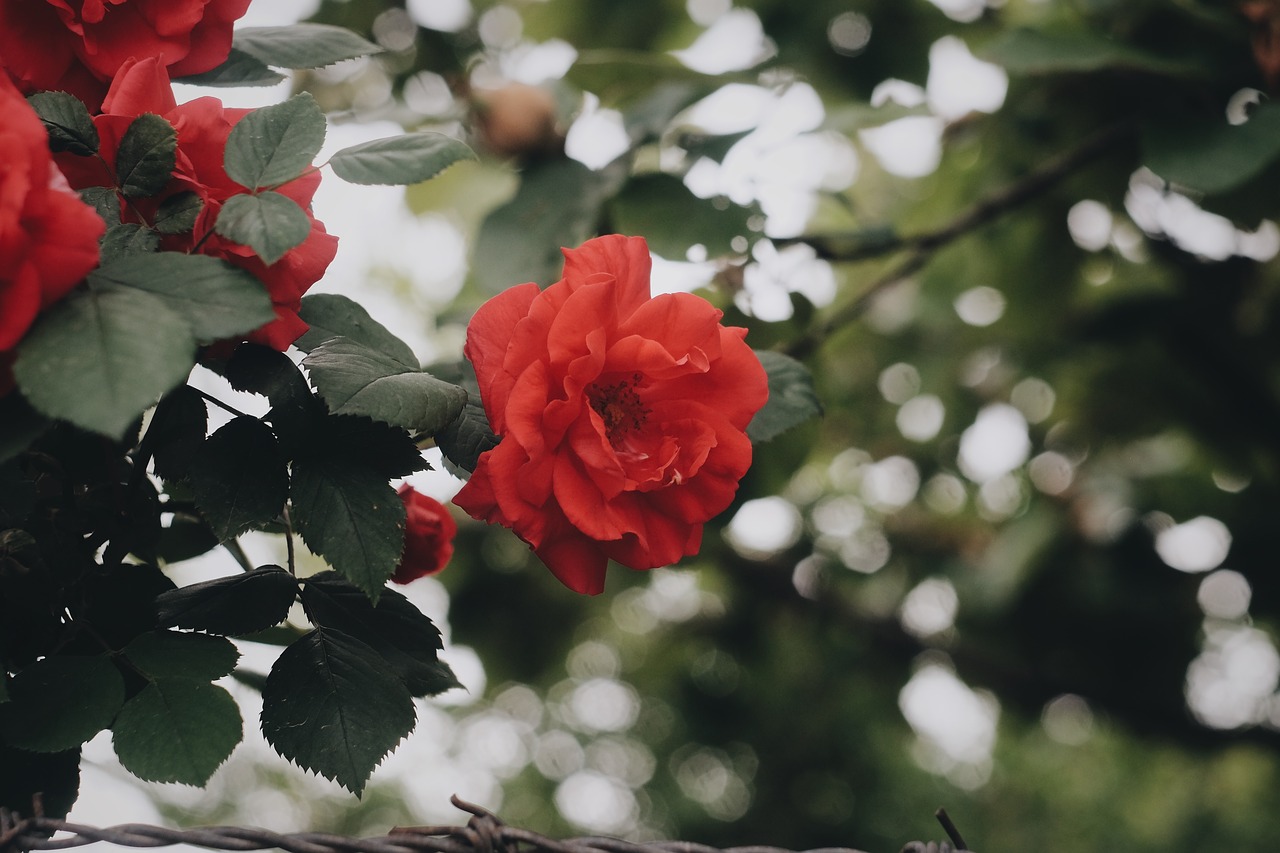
149,385,208,482
473,157,620,293
224,93,326,190
214,191,311,265
746,350,822,443
295,294,417,362
608,173,754,260
311,415,428,480
0,656,125,752
121,630,240,680
174,47,286,87
260,628,414,795
1143,102,1280,195
186,417,288,540
566,49,739,106
979,28,1211,78
12,288,195,439
79,186,121,226
329,133,476,186
0,745,80,819
303,338,467,434
671,128,752,163
302,573,459,698
90,252,275,344
116,113,178,199
436,396,498,477
156,515,221,565
234,24,382,69
154,191,204,235
290,459,405,600
99,224,160,264
111,680,242,785
156,565,298,636
218,344,322,447
27,91,99,156
0,395,50,464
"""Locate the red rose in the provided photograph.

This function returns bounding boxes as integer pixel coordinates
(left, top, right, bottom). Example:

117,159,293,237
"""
0,0,250,111
392,486,457,584
0,74,104,360
56,57,338,350
452,235,768,595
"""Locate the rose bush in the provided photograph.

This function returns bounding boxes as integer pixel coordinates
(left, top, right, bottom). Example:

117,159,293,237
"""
391,486,458,584
453,235,769,595
55,56,339,350
0,0,250,111
0,74,105,390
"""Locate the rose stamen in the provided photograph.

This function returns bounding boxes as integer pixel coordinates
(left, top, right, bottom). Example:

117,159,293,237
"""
587,376,650,445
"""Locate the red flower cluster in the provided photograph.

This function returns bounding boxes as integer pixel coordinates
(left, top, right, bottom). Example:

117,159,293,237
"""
55,57,339,350
0,0,250,111
453,235,768,595
0,75,105,391
392,486,457,584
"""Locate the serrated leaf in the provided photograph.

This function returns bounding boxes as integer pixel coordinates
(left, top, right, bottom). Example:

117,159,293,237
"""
154,191,204,234
1143,102,1280,195
746,350,821,443
186,417,288,540
90,252,274,344
234,25,382,70
174,47,287,87
149,385,208,482
156,565,298,636
121,630,240,680
302,573,459,698
295,294,417,362
0,394,50,464
79,186,122,226
312,415,428,480
224,93,326,190
0,745,80,819
156,515,221,565
436,396,498,477
0,656,125,752
99,223,160,263
111,679,242,785
218,344,322,447
329,133,475,186
215,191,311,265
13,288,195,439
608,173,754,260
27,91,99,156
290,459,405,600
260,628,414,794
304,338,467,434
116,113,177,199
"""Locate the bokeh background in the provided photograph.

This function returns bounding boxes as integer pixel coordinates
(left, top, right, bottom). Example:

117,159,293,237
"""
71,0,1280,850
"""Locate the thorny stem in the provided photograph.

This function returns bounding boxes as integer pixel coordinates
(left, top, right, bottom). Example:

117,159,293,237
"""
282,504,297,577
782,121,1136,361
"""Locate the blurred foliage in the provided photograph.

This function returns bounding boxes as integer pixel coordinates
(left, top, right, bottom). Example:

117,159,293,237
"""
161,0,1280,850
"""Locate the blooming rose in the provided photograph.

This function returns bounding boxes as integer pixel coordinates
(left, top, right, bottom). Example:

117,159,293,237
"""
391,486,458,584
55,57,338,350
0,0,251,111
0,74,105,387
452,235,768,595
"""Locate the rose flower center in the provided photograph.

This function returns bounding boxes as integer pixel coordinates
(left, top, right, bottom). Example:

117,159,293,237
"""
587,374,650,445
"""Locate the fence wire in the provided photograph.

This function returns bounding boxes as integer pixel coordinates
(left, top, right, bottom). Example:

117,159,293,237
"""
0,796,969,853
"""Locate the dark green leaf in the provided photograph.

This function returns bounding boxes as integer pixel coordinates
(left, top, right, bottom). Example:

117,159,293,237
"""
329,133,476,185
149,385,208,482
116,113,178,199
979,28,1211,77
303,338,467,434
156,565,298,636
311,415,428,480
214,191,311,265
436,396,498,477
79,186,122,226
156,515,221,565
0,656,125,752
218,344,322,447
121,630,240,680
90,252,275,344
27,91,98,156
746,350,822,443
302,573,459,698
260,628,414,794
608,173,754,259
1143,102,1280,195
111,679,242,785
186,417,288,540
290,459,405,600
12,288,195,439
79,563,176,650
154,192,204,235
224,93,326,190
295,294,417,362
0,395,50,464
174,47,286,87
99,224,160,263
0,745,80,819
234,24,382,69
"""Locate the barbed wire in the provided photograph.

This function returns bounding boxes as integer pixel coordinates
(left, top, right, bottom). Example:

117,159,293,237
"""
0,797,970,853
